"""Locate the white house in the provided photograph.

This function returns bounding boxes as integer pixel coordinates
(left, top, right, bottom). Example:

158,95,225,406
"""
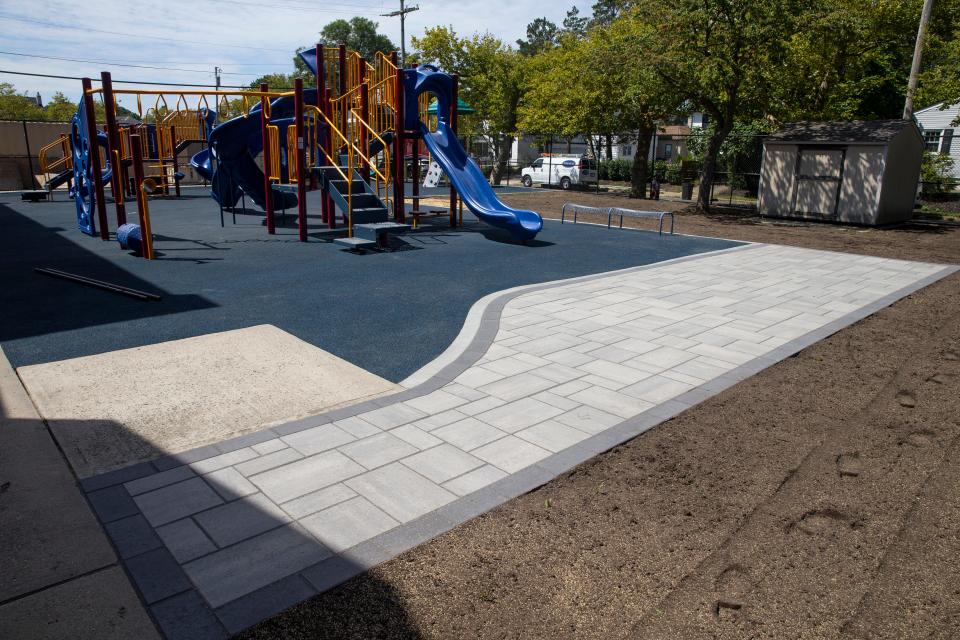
913,102,960,178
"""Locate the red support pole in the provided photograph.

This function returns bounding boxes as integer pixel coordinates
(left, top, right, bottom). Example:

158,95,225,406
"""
82,78,109,240
131,134,148,258
412,133,420,215
392,51,405,223
100,72,126,225
316,46,329,225
323,87,336,229
259,82,275,234
294,78,308,242
449,74,459,227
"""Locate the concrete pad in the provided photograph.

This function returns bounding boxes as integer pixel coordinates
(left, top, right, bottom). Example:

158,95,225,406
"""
0,347,116,601
17,325,400,478
0,566,160,640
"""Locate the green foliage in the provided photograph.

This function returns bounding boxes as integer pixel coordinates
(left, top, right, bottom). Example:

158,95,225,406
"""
44,92,77,122
652,159,683,183
0,84,114,123
248,72,303,91
320,17,396,62
562,6,589,38
599,158,633,181
517,18,560,56
0,83,45,121
414,27,528,182
768,0,921,121
915,0,960,113
589,0,628,27
921,151,957,196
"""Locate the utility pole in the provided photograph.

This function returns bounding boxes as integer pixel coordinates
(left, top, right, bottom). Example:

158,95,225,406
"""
381,0,420,66
214,66,221,91
904,0,935,119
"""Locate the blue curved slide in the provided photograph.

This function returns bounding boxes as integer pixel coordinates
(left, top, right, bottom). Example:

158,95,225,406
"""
189,94,318,210
409,66,542,242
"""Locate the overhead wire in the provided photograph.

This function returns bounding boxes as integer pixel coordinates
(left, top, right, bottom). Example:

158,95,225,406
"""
0,51,258,75
0,69,254,89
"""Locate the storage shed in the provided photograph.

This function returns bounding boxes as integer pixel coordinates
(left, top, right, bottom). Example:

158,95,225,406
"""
758,120,923,225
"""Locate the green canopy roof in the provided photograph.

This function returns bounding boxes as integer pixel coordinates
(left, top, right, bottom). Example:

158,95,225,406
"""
427,97,476,115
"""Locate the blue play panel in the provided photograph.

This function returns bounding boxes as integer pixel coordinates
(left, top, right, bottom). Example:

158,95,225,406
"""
0,192,741,381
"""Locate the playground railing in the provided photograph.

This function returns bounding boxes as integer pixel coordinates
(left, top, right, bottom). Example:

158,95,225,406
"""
350,110,392,205
266,125,281,181
304,104,391,236
38,134,72,176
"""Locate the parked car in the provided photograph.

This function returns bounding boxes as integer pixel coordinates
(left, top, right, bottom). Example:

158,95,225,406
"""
521,154,598,190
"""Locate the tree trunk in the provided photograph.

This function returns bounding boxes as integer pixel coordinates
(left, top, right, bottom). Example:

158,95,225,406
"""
696,121,733,211
490,134,514,185
605,133,613,160
586,134,597,160
630,125,654,199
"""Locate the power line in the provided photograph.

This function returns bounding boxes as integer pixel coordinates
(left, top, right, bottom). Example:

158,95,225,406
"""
0,50,255,76
0,69,252,89
209,0,391,12
0,13,294,53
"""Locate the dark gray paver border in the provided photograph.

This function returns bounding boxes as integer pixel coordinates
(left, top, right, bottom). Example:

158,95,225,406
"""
80,246,958,638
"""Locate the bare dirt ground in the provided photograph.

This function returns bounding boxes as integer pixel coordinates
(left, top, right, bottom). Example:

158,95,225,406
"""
243,190,960,639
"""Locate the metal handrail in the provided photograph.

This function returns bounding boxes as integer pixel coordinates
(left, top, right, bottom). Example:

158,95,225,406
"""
266,125,281,181
609,207,675,235
38,135,72,175
349,109,392,197
560,203,675,235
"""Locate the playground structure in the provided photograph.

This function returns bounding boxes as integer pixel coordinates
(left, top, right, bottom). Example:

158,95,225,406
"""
56,44,543,257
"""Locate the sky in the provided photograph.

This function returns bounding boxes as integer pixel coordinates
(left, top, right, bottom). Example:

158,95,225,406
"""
0,0,590,111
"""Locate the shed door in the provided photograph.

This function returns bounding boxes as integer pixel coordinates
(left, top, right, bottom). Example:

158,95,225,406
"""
792,147,845,219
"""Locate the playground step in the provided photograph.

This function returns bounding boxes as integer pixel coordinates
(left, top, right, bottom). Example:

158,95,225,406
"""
353,222,411,242
317,165,391,226
350,207,390,225
332,236,376,251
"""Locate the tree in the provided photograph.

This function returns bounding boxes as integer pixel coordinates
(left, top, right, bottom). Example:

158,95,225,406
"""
633,0,804,210
562,6,589,38
590,0,628,27
44,92,78,122
0,83,45,121
517,18,560,56
917,0,960,116
414,27,527,184
320,17,396,62
248,72,301,91
768,0,921,122
519,17,685,197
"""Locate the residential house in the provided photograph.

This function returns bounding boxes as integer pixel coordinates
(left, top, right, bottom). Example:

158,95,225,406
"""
913,102,960,178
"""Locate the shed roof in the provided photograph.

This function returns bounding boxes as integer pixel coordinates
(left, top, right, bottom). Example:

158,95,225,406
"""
766,120,913,145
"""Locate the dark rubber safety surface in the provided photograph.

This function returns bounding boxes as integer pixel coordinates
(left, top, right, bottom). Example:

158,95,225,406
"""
0,191,741,382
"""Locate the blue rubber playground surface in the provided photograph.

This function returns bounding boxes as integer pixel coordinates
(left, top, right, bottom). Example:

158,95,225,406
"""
0,191,741,381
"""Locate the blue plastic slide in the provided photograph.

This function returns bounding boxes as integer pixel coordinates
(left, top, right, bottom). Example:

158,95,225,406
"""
408,66,542,242
190,93,319,210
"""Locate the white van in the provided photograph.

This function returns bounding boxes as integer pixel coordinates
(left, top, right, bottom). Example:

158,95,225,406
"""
521,154,598,190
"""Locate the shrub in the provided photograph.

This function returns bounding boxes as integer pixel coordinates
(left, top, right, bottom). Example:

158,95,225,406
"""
664,161,682,184
921,152,956,198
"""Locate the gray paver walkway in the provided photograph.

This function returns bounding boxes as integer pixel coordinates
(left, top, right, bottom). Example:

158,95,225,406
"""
79,244,957,638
